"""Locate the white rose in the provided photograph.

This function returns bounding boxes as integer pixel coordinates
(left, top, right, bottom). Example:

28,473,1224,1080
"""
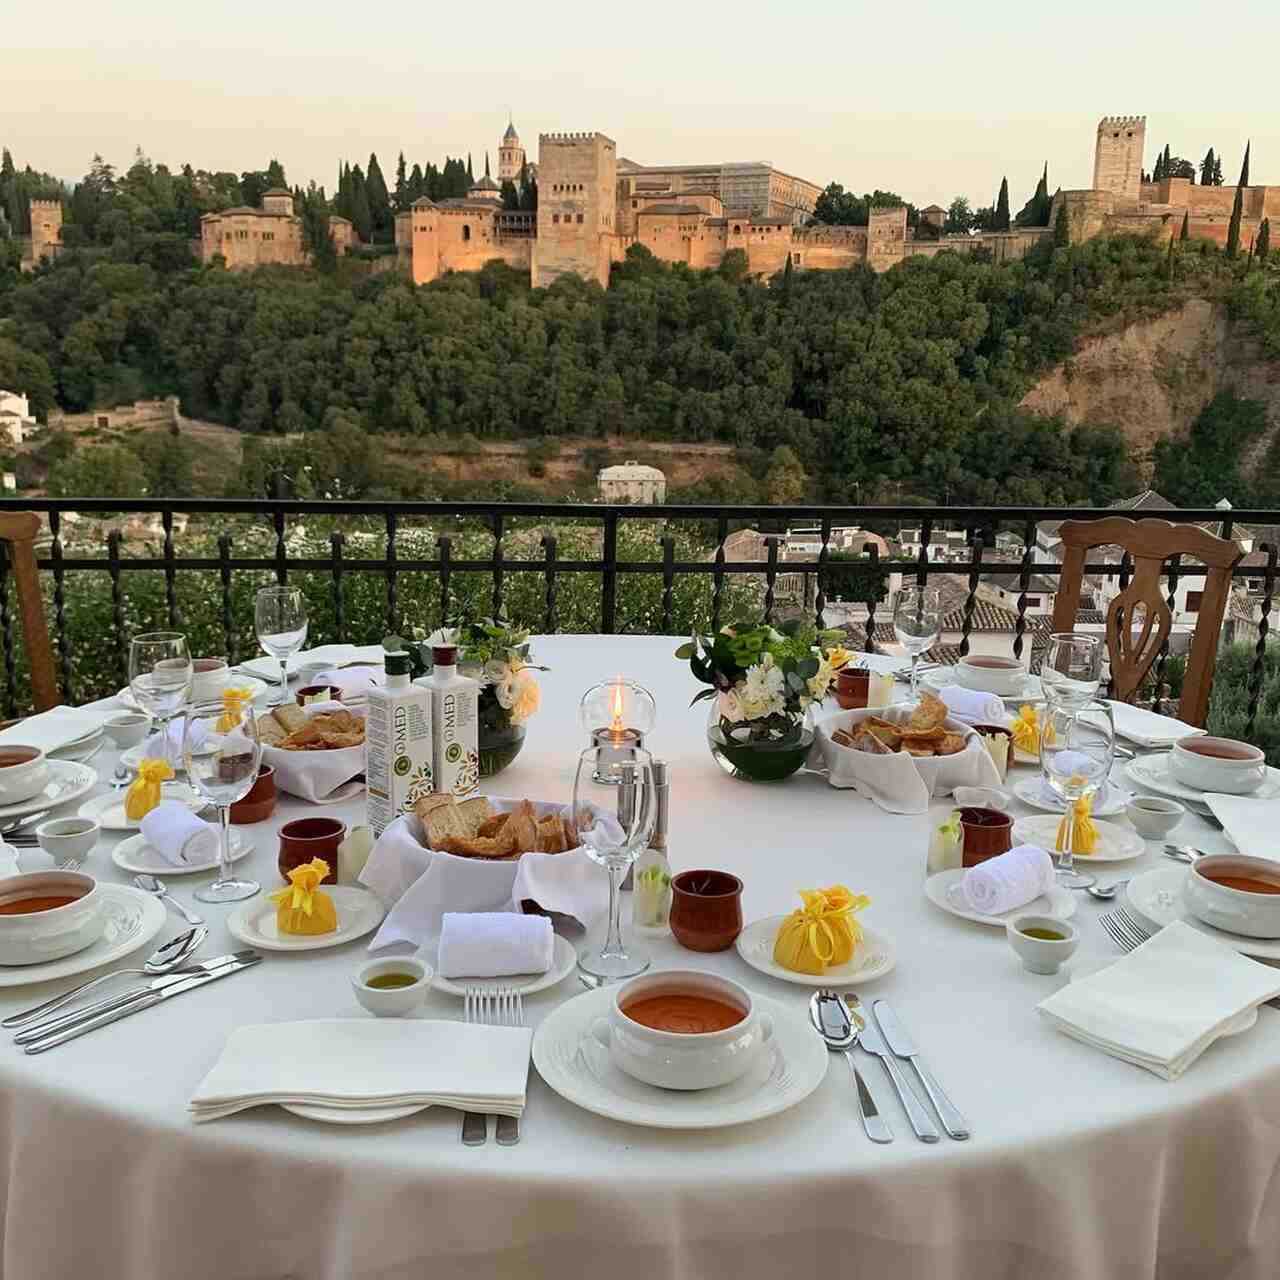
507,669,541,725
718,689,746,723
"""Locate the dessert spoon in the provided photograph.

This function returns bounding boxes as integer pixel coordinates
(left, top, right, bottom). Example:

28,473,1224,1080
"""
809,989,892,1143
133,874,206,926
1086,878,1130,901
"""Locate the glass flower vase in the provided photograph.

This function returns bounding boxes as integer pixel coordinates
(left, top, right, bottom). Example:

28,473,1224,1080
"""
705,702,814,783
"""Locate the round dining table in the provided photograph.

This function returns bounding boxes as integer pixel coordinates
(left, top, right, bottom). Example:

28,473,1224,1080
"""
1,634,1277,1280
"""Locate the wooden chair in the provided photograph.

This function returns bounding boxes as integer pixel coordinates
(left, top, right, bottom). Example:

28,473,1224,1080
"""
1050,517,1243,729
0,513,60,713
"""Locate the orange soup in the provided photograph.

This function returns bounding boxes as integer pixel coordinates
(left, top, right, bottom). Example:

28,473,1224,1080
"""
1202,872,1280,895
0,895,80,915
622,993,745,1034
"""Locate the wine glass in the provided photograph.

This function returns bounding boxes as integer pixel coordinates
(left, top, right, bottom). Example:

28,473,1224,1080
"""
1040,701,1115,890
255,587,308,706
893,585,942,702
573,746,656,983
184,699,263,903
1040,633,1103,711
128,632,192,767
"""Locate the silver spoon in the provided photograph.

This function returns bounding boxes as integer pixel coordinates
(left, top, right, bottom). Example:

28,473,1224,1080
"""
1,925,209,1028
809,989,892,1143
110,763,133,790
0,810,51,837
1163,845,1205,864
1086,878,1131,901
132,874,205,926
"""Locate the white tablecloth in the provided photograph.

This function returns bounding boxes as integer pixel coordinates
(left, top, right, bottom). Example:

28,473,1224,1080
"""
1,635,1277,1280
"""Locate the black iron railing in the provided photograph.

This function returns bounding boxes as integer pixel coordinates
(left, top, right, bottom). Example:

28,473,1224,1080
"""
0,499,1275,731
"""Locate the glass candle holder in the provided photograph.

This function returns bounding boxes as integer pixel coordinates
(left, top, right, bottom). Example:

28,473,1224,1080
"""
579,678,656,784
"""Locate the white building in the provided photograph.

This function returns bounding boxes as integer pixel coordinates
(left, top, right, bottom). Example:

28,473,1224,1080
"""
597,461,666,504
0,390,37,447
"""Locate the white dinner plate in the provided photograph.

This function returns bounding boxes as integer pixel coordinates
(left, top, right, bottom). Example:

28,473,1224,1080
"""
227,886,385,953
1125,755,1280,807
112,828,251,876
531,987,828,1130
283,1101,425,1125
924,868,1076,927
115,675,272,712
1012,815,1147,863
921,667,1043,704
79,783,207,832
0,760,99,821
734,915,896,987
1125,865,1280,960
1012,774,1132,817
0,884,167,988
431,934,577,998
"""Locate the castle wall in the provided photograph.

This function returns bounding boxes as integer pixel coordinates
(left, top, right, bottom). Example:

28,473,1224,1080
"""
201,211,306,269
533,133,617,288
866,206,908,272
793,227,867,270
22,200,62,271
1093,116,1146,206
410,206,533,284
903,227,1050,263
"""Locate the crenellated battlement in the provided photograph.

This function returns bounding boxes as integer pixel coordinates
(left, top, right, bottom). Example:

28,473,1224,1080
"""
1097,115,1146,130
539,131,612,145
29,199,62,211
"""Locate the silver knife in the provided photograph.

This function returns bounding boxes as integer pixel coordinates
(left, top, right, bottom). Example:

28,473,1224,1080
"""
872,1000,970,1140
13,952,260,1045
854,998,940,1143
23,957,262,1054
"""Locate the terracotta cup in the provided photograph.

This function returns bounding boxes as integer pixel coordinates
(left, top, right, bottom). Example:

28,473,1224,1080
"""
669,869,745,952
230,764,276,825
959,806,1013,868
296,684,342,706
278,816,346,885
834,668,871,710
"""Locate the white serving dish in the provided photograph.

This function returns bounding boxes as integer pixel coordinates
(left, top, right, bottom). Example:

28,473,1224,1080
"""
1006,913,1080,975
1125,795,1186,839
1126,754,1280,806
0,745,50,806
1169,736,1268,796
1183,854,1280,940
102,712,150,749
955,654,1027,696
352,956,433,1017
0,870,102,965
816,706,990,792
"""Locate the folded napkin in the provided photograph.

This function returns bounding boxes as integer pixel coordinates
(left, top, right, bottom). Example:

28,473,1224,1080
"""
310,665,384,702
1085,701,1203,749
190,1018,532,1122
1204,794,1280,862
239,643,386,683
140,800,218,866
1037,920,1280,1079
938,685,1006,725
262,704,366,803
961,843,1055,915
143,718,208,760
438,911,554,978
0,704,109,753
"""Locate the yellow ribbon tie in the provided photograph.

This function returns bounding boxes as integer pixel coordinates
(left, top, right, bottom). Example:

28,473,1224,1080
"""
774,884,872,975
270,859,337,935
1056,792,1099,855
825,646,854,672
124,757,175,821
1010,705,1042,755
215,686,255,732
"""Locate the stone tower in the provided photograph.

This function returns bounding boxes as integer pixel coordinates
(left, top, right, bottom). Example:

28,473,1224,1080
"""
1093,116,1146,207
532,132,616,288
28,199,62,264
498,120,525,185
261,188,295,216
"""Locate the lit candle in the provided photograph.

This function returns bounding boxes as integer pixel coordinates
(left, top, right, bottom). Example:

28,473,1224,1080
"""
580,677,656,784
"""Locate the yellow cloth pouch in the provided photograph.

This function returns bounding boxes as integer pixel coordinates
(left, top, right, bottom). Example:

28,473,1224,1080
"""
215,687,254,733
270,858,338,936
1056,793,1099,855
124,758,175,821
1010,705,1042,755
773,884,871,975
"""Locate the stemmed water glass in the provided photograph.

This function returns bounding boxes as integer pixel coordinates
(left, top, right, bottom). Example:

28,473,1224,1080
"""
254,587,308,706
128,632,192,767
572,745,656,983
184,699,263,904
1040,700,1115,890
1041,633,1103,711
893,585,942,702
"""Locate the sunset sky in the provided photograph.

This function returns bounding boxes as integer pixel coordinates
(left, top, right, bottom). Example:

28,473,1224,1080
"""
8,0,1277,210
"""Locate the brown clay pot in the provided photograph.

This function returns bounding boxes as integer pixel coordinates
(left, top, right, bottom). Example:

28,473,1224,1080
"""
278,816,346,885
230,764,276,825
834,668,871,710
296,684,342,706
959,806,1013,867
670,869,744,952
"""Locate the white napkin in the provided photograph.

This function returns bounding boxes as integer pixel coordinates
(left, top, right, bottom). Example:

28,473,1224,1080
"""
190,1019,532,1122
961,843,1055,914
310,665,384,702
0,704,109,753
1037,921,1280,1079
143,718,208,760
238,643,386,682
1204,794,1280,862
938,685,1006,725
262,703,366,803
139,800,218,866
1085,701,1203,748
437,912,554,978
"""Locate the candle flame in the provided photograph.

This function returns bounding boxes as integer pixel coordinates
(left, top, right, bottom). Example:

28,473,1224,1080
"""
610,680,626,731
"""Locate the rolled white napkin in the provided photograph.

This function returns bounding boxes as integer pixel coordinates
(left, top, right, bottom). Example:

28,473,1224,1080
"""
437,911,554,978
938,685,1006,725
1038,921,1280,1079
961,843,1055,915
140,800,218,866
144,718,208,759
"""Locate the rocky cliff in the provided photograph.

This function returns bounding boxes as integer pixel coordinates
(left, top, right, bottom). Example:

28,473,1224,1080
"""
1020,298,1280,478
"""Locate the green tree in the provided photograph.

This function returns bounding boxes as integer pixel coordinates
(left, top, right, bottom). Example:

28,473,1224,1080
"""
365,153,391,241
47,445,148,499
1227,184,1245,258
500,179,520,211
994,178,1010,231
1240,141,1251,189
1199,148,1217,186
944,196,973,235
393,152,409,211
766,445,807,504
718,248,748,284
1153,392,1267,506
0,337,56,418
135,428,194,496
1053,203,1069,247
1015,163,1050,226
1258,218,1271,263
1180,211,1190,242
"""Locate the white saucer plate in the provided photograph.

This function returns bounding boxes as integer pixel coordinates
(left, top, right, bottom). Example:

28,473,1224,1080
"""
80,782,207,832
921,667,1043,704
0,760,99,821
283,1101,425,1125
112,828,252,876
734,915,896,987
924,868,1077,927
1012,774,1132,817
227,886,385,953
432,934,577,998
531,986,828,1130
1012,815,1146,863
0,884,167,988
1125,865,1280,960
1125,755,1280,807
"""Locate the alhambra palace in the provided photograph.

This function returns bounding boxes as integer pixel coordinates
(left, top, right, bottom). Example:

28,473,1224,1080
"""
21,116,1280,286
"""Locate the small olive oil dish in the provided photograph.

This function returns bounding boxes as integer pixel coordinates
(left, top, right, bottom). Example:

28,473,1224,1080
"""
1126,795,1185,839
1007,914,1080,975
352,956,432,1017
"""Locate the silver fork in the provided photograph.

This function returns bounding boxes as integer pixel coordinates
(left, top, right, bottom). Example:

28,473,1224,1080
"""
461,989,490,1146
495,989,524,1147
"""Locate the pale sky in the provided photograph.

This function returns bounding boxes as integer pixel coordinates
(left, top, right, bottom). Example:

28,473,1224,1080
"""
7,0,1279,210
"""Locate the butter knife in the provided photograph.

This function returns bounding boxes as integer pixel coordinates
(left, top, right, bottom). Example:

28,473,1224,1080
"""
13,952,260,1045
854,998,940,1143
872,1000,970,1140
23,957,262,1054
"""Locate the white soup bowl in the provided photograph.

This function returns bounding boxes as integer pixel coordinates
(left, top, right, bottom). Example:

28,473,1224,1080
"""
1170,736,1266,795
1183,855,1280,940
0,870,102,965
954,655,1025,696
0,745,49,806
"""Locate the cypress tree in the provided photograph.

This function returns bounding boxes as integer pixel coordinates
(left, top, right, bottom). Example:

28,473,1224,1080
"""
1167,228,1175,280
1213,154,1223,185
365,152,391,238
394,152,408,211
1257,218,1270,262
1162,144,1172,179
1053,202,1069,247
484,152,491,179
1180,210,1189,241
1199,148,1215,186
994,177,1010,231
1239,141,1250,189
1226,184,1244,258
466,153,474,183
1153,151,1164,182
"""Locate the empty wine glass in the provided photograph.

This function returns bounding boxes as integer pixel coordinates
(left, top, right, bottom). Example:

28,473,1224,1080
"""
254,586,308,706
184,699,263,903
572,745,655,983
893,585,942,702
1040,701,1115,890
128,632,192,767
1041,633,1103,711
